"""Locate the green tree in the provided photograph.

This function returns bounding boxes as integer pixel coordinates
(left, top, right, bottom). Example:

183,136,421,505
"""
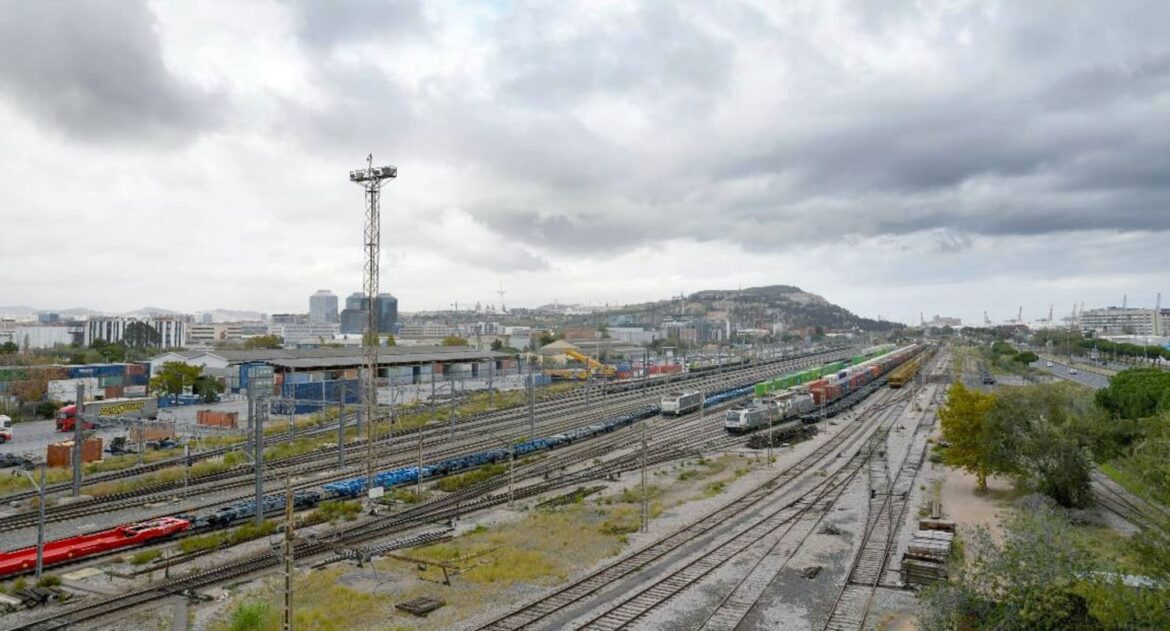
490,338,504,351
921,505,1170,630
1013,350,1039,364
122,321,161,349
193,374,224,403
1095,368,1170,420
987,384,1095,508
939,381,999,489
243,335,283,350
149,362,202,402
0,341,18,355
441,335,469,346
538,331,559,346
384,334,395,347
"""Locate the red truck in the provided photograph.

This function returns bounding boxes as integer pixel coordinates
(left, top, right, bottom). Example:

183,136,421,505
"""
56,397,159,432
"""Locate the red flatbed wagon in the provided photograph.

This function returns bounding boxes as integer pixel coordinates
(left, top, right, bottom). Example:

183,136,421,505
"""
0,517,190,577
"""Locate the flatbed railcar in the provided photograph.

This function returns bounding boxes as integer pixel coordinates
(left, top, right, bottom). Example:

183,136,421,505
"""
660,391,703,416
0,517,189,578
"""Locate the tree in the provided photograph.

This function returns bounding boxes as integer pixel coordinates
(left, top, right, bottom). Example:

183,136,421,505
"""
122,321,161,349
441,335,469,346
1095,368,1170,420
1013,350,1039,364
920,504,1170,631
193,374,224,403
384,334,395,347
243,335,283,350
0,341,18,355
939,381,999,489
538,331,559,346
987,384,1095,508
149,362,202,402
490,338,504,351
89,339,127,362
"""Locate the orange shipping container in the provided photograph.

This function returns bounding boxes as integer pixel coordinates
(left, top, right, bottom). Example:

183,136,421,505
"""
46,438,104,468
197,410,238,428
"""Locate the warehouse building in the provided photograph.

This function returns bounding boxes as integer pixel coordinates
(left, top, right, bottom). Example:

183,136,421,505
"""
149,345,518,395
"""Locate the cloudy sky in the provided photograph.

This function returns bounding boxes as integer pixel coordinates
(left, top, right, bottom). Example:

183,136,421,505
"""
1,0,1167,325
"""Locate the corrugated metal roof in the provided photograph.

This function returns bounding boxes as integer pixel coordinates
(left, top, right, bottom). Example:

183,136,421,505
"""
268,348,508,369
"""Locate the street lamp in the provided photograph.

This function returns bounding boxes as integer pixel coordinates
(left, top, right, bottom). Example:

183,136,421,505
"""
21,463,47,580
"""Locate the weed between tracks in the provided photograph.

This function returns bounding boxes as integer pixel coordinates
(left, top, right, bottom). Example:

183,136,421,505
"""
211,443,755,630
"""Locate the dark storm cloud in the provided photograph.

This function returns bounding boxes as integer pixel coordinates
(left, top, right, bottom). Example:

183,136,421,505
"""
285,0,429,50
273,0,1170,257
0,1,219,143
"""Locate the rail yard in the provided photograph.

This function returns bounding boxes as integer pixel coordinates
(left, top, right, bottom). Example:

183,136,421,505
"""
0,342,961,631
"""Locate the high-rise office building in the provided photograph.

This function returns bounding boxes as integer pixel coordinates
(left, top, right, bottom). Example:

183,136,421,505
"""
338,291,398,334
309,290,339,324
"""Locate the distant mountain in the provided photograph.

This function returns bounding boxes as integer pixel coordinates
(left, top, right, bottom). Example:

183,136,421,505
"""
206,309,266,322
0,306,101,319
617,285,901,332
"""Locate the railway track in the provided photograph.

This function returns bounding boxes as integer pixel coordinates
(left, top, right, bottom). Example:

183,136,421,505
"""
820,368,942,631
1,349,887,627
473,385,916,631
0,350,849,537
6,373,779,630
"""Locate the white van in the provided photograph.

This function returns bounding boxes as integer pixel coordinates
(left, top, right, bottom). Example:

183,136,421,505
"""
0,415,12,443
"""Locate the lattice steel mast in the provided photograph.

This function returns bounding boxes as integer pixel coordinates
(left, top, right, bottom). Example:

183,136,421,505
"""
349,155,396,498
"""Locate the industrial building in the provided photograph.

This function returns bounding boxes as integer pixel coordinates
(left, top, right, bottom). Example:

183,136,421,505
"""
149,345,515,395
1080,307,1163,336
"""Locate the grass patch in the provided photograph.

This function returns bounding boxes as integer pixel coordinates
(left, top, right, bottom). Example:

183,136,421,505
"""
704,481,727,497
307,499,362,524
1100,461,1160,504
35,574,61,588
130,549,162,565
179,520,278,555
435,463,507,492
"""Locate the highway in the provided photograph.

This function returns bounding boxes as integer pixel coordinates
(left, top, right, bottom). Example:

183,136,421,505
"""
1030,358,1111,389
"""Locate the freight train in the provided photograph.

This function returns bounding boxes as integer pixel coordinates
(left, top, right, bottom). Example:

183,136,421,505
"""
660,391,703,416
725,345,921,434
0,518,189,577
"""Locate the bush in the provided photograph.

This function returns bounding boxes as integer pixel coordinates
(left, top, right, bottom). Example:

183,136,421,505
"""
436,463,507,492
309,500,362,524
35,574,61,588
229,601,275,631
130,549,162,565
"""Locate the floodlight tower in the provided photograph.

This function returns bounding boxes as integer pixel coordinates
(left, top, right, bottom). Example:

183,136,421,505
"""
350,155,397,498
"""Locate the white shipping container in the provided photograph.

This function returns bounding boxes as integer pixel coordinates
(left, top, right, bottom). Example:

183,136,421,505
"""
48,377,100,402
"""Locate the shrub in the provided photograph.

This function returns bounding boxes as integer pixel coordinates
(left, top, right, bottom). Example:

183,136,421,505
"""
36,574,61,588
229,601,274,631
130,549,162,565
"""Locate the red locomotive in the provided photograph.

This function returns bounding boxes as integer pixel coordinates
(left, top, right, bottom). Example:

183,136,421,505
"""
0,517,190,577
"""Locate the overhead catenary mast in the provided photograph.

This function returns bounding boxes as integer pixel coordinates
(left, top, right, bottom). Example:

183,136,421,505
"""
349,155,397,500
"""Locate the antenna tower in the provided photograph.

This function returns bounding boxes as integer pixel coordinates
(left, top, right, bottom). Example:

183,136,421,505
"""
349,155,397,498
497,281,507,314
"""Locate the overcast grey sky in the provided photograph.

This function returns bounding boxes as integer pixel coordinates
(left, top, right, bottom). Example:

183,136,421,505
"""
1,0,1167,325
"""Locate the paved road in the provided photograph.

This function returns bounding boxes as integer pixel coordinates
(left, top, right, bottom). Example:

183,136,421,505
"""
1030,359,1111,389
0,399,251,459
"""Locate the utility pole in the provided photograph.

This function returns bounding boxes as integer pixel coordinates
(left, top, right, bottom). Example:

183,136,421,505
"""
253,388,266,527
72,383,84,497
527,355,535,438
282,469,295,631
640,420,648,533
337,383,346,470
350,155,396,504
449,375,457,438
416,425,423,498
